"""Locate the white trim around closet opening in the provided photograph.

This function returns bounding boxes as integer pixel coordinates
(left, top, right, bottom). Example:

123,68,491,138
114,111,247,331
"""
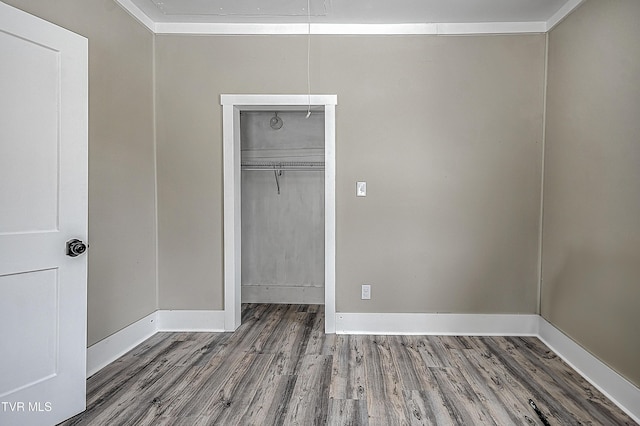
221,94,338,333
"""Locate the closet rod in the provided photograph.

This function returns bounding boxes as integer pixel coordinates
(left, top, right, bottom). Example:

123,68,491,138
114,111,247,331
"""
242,167,325,171
241,161,324,171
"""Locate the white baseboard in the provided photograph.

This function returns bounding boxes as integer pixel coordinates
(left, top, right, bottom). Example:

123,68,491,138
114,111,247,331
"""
335,312,539,336
86,309,224,377
157,310,225,332
537,318,640,423
86,311,158,377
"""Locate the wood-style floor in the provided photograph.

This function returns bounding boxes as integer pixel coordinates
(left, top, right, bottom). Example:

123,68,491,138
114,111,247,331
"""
60,304,636,425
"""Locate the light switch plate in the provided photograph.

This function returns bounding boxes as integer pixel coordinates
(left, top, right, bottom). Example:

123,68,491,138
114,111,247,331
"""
356,181,367,197
361,284,371,300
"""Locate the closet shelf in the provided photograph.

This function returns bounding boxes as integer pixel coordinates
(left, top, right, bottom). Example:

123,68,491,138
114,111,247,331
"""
241,160,325,171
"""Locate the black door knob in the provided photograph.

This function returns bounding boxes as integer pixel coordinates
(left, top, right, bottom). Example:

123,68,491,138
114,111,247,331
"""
66,239,87,257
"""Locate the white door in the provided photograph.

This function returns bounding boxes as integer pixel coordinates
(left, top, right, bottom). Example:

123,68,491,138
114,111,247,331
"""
0,3,88,426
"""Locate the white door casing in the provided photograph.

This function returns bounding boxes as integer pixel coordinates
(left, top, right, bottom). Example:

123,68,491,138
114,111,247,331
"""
221,94,337,333
0,3,88,426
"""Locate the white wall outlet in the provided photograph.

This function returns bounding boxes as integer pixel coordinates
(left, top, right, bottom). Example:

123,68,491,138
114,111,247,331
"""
356,181,367,197
361,284,371,300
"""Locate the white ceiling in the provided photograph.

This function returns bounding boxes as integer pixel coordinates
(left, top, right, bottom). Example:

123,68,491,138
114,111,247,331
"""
116,0,585,34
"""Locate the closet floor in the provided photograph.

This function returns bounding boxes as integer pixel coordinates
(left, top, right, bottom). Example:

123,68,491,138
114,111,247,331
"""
60,304,636,425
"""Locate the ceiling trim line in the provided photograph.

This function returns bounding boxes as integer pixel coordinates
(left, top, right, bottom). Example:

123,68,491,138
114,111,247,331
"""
546,0,586,31
114,1,585,36
115,0,156,32
153,22,547,36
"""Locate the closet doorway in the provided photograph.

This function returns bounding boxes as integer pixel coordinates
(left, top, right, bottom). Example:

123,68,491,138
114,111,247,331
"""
241,110,324,304
221,95,337,333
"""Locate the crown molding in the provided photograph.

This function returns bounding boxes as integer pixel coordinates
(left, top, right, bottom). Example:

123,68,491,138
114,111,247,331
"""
115,0,156,32
546,0,586,31
115,0,583,35
153,21,547,35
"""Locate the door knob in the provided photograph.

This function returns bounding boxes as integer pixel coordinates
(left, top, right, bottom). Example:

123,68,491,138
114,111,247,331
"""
66,239,87,257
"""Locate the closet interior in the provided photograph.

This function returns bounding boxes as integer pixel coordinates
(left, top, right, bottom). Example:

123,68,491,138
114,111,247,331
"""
240,110,325,304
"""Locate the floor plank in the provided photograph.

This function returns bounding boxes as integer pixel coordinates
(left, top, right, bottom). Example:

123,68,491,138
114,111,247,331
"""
329,335,367,400
283,355,332,425
430,366,497,425
363,336,410,425
59,304,638,425
403,389,454,426
327,399,369,426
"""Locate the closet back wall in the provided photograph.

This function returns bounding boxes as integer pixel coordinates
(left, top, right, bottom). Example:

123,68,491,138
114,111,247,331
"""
241,112,325,304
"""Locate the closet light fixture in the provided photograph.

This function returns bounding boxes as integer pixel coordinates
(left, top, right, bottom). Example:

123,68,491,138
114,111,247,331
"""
270,112,283,130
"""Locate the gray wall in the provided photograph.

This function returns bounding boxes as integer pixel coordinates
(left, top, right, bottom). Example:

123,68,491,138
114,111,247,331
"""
5,0,157,346
155,34,545,314
241,112,325,304
542,0,640,387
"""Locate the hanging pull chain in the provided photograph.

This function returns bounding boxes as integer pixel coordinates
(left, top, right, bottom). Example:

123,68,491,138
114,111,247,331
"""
306,0,311,118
